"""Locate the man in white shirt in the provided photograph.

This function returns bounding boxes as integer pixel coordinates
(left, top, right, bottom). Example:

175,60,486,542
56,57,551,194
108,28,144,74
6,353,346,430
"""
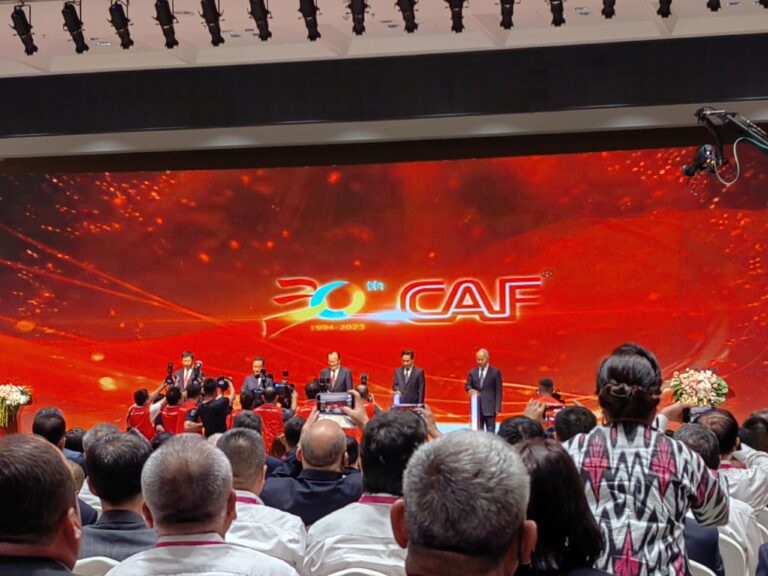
106,435,296,576
217,428,306,569
303,410,429,576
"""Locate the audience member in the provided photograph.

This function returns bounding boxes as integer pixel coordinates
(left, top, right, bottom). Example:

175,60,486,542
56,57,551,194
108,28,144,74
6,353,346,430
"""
151,432,173,451
0,434,81,575
218,429,306,569
304,410,428,576
64,427,86,454
79,433,157,561
698,408,768,509
742,414,768,453
565,343,729,575
184,378,231,437
271,416,306,478
516,438,609,576
675,423,765,575
227,390,257,429
232,410,263,432
553,406,597,443
345,435,360,474
77,423,122,507
390,430,536,576
66,459,86,493
261,418,363,525
497,415,544,446
33,407,84,468
105,434,296,576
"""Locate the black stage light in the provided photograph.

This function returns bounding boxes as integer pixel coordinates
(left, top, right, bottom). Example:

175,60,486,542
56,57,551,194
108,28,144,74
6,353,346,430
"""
11,3,37,55
62,2,89,54
601,0,615,18
446,0,466,32
200,0,224,46
248,0,272,40
706,0,720,10
500,0,514,29
154,0,179,48
396,0,417,32
298,0,320,41
347,0,367,35
549,0,565,26
108,1,133,49
657,0,671,17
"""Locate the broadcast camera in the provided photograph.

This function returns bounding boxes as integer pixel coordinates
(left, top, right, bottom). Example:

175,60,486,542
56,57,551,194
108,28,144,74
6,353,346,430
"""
216,376,232,393
318,375,331,392
274,370,295,404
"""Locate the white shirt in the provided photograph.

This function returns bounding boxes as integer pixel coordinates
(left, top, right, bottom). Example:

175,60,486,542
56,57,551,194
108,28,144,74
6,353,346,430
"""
718,497,768,576
105,532,297,576
303,494,406,576
721,444,768,509
78,481,101,508
226,490,306,570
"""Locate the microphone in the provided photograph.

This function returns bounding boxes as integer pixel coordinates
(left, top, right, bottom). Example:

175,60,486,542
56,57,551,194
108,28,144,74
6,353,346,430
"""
195,360,203,368
683,144,723,177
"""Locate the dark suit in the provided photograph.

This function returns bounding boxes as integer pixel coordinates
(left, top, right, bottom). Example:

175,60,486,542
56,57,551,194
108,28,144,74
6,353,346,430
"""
240,373,274,406
78,510,157,561
757,543,768,576
465,365,503,432
684,517,724,576
78,498,98,527
172,367,204,391
393,366,425,405
319,366,353,392
260,469,363,526
0,557,72,575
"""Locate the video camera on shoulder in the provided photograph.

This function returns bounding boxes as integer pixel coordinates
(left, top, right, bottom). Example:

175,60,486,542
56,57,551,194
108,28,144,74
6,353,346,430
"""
274,370,294,404
163,362,175,390
216,376,231,393
318,376,331,392
317,392,354,415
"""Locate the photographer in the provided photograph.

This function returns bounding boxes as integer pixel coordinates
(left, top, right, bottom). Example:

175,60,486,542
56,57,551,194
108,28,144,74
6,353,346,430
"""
184,378,232,438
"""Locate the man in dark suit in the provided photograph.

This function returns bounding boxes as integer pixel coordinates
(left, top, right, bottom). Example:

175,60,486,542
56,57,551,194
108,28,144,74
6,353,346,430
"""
319,351,353,392
392,349,426,405
0,435,82,575
79,432,157,561
172,350,203,392
241,356,274,406
684,517,724,576
465,348,503,432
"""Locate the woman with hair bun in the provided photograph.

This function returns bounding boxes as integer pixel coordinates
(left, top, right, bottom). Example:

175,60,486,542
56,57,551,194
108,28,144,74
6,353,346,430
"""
565,343,729,576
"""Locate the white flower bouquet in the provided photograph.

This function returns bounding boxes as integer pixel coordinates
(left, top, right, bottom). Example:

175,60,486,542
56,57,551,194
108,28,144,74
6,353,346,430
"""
0,384,32,428
670,369,728,408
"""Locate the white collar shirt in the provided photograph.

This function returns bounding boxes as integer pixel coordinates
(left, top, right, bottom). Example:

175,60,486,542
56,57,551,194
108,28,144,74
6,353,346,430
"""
303,494,406,576
226,490,306,570
718,497,767,576
105,531,297,576
719,465,768,509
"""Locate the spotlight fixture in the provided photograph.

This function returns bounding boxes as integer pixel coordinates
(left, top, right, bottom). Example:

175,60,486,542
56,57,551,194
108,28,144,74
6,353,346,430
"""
601,0,615,18
298,0,320,41
396,0,417,33
549,0,565,26
62,1,88,54
500,0,514,29
200,0,224,46
108,1,133,49
248,0,271,41
657,0,671,17
706,0,720,10
347,0,367,36
11,3,37,56
154,0,179,48
446,0,466,32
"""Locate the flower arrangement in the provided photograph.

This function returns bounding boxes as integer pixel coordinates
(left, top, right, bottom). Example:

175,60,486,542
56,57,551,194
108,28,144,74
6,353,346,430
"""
0,384,32,428
670,369,728,408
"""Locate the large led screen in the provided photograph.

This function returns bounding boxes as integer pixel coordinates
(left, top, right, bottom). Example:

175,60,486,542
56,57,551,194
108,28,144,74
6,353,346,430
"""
1,146,767,429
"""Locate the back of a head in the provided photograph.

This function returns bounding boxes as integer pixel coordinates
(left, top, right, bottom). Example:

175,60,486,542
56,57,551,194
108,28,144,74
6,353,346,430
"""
32,406,66,446
86,432,151,506
141,434,233,529
232,411,263,433
203,378,218,397
133,388,150,406
64,427,87,453
187,383,202,400
538,378,554,390
596,343,661,422
217,428,266,488
346,436,360,467
283,416,305,449
240,390,256,411
674,424,720,470
742,415,768,452
517,438,602,573
305,380,321,400
554,407,597,443
402,431,530,564
151,432,173,451
300,419,346,470
165,387,182,407
82,423,121,454
0,434,75,545
697,409,739,455
361,410,427,496
498,416,544,446
262,386,278,403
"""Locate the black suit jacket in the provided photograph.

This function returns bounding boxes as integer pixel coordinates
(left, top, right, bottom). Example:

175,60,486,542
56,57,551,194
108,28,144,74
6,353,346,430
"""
465,365,503,416
260,468,362,526
78,510,157,561
78,498,98,527
393,366,425,405
0,557,71,575
319,366,353,392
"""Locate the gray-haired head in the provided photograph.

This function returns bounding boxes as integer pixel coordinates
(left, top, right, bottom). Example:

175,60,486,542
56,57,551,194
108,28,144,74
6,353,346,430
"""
476,348,490,359
82,423,121,453
402,430,530,562
141,434,233,531
217,428,266,491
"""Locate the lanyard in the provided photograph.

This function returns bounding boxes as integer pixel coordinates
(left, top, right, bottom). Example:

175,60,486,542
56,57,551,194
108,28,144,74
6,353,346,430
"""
156,540,224,548
359,494,399,505
236,496,261,505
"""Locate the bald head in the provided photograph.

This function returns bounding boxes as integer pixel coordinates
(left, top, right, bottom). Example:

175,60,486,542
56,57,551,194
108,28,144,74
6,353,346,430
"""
299,419,346,472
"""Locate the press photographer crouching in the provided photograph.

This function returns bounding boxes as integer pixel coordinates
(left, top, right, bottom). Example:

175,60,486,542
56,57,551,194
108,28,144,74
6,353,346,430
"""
184,377,232,438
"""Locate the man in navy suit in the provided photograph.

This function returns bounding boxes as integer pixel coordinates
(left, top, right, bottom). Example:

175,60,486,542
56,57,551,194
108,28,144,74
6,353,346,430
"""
392,349,425,405
465,348,503,432
241,357,274,407
172,350,204,392
319,351,353,392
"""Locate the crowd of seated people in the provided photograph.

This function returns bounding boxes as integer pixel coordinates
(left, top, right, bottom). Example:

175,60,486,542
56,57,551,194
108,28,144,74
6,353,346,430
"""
2,342,768,576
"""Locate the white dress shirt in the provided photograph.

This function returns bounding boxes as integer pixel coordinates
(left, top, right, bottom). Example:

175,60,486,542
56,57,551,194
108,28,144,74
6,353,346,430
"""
226,490,306,570
105,532,297,576
721,444,768,509
303,494,406,576
719,496,768,576
78,481,101,508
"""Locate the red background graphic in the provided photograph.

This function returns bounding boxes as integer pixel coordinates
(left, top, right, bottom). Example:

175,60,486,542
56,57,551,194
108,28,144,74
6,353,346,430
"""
1,147,767,429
